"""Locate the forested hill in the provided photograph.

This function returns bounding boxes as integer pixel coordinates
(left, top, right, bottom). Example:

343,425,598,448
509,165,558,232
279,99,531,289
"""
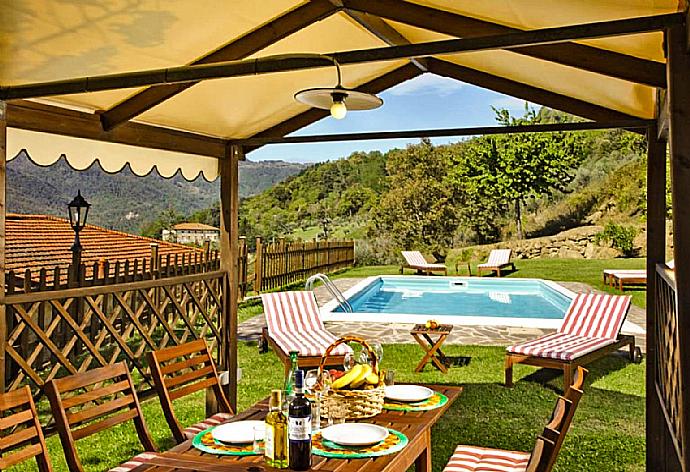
7,152,305,233
240,108,648,262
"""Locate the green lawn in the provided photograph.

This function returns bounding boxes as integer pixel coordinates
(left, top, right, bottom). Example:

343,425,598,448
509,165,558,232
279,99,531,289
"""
16,259,647,472
336,257,647,307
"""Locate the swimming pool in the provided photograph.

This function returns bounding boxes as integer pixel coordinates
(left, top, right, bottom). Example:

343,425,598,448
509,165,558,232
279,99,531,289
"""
321,276,576,329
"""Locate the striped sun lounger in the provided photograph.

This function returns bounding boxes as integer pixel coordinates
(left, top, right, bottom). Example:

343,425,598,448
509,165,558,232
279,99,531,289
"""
260,291,351,374
477,249,515,277
401,251,447,275
505,293,635,391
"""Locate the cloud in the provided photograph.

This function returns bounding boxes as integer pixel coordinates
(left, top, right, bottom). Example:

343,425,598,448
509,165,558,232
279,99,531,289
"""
489,96,535,112
386,73,464,97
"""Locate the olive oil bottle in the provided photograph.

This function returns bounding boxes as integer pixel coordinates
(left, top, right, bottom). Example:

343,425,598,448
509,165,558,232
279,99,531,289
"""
264,389,289,468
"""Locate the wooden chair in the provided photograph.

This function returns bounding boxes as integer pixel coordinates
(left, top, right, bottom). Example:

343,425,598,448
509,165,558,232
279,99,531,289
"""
148,339,234,443
505,293,635,391
0,385,53,471
45,362,156,472
400,251,447,275
477,249,515,276
443,367,587,472
260,291,350,375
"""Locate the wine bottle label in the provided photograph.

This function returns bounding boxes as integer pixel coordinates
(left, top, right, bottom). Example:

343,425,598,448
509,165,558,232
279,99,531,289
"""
288,416,312,441
265,424,275,459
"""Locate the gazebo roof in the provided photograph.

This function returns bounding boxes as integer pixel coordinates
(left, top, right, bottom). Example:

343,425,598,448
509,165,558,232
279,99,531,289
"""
2,1,681,180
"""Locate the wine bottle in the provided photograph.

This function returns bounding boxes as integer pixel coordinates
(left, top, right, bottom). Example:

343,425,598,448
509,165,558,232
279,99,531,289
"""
284,350,299,400
264,390,288,469
288,369,312,470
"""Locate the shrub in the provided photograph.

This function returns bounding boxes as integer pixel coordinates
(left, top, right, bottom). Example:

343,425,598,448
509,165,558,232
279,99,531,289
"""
595,223,638,257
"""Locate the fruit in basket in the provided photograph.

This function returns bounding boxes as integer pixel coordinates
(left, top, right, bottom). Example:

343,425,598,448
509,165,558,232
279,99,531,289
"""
350,365,372,388
365,372,379,385
332,364,364,389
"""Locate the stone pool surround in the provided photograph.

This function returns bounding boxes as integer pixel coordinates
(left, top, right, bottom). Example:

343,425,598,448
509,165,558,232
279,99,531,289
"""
238,277,647,352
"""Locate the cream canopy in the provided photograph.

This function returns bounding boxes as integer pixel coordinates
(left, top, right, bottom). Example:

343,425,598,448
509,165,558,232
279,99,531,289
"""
1,0,681,180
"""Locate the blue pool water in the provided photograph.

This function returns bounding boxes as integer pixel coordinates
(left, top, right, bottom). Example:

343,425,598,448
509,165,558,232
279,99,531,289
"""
334,277,571,319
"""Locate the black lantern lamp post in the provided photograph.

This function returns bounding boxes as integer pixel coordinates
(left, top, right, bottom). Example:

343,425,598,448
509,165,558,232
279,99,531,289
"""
68,191,90,283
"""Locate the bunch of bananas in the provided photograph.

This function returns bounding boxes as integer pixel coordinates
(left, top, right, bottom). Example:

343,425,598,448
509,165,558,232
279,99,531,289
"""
331,364,379,390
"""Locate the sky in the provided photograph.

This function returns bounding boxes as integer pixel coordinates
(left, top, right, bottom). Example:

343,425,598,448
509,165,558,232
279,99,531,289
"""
249,73,534,163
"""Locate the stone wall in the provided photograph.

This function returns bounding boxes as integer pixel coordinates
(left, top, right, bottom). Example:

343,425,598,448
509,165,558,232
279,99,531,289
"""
452,225,620,260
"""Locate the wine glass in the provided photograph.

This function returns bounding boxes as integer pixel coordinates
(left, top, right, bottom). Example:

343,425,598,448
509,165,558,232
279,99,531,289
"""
343,351,355,371
304,370,319,395
321,370,332,392
372,342,384,363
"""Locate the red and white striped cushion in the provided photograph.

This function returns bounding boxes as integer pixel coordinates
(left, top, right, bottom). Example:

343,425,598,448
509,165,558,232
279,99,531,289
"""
478,249,511,267
559,293,631,340
507,332,616,361
444,445,530,472
109,452,157,472
182,411,233,439
261,291,351,357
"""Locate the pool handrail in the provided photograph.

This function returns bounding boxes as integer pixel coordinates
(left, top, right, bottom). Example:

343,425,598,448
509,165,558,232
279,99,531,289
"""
305,273,353,313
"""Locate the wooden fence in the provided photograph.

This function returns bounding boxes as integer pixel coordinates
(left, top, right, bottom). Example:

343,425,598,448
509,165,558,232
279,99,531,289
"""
654,264,686,465
253,238,355,292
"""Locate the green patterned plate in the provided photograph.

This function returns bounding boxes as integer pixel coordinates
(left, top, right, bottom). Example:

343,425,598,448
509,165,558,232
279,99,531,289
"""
312,428,408,458
383,392,448,411
192,427,261,456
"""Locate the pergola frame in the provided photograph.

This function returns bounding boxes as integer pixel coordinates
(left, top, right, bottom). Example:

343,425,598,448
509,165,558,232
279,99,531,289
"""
0,4,688,470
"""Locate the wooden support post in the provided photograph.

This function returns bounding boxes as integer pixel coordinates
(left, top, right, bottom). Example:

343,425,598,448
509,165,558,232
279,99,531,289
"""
0,101,6,393
645,123,667,471
255,237,263,293
219,144,241,412
665,22,690,471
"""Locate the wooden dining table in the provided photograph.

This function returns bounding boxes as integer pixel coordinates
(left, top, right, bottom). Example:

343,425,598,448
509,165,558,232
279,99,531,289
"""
130,384,461,472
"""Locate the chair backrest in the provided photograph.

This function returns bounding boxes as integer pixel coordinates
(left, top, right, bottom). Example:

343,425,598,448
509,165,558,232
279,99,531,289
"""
487,249,511,266
401,251,428,266
558,293,631,340
148,339,233,443
525,436,556,472
534,367,588,472
46,362,155,472
261,291,325,335
0,386,53,471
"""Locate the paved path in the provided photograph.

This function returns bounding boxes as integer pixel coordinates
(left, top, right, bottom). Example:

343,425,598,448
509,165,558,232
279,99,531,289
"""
238,277,647,351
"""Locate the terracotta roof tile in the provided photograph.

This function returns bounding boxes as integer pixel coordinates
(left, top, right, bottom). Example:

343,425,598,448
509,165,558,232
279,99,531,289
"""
172,222,219,231
6,213,205,276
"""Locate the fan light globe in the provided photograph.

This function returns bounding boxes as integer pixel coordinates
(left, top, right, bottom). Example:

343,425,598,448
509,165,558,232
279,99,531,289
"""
330,100,347,119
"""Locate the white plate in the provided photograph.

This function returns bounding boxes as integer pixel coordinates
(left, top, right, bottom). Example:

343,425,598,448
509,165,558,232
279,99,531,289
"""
384,385,434,403
211,420,264,444
320,423,389,446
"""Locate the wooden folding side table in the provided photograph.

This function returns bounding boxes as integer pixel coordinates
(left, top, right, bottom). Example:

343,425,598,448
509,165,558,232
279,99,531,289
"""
410,324,454,373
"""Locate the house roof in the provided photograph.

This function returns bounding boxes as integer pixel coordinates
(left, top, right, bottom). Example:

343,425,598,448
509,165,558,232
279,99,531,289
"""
3,1,680,180
6,213,204,277
172,223,220,232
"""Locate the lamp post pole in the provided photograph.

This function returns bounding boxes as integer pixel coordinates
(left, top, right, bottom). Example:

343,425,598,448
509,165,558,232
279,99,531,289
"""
67,191,90,286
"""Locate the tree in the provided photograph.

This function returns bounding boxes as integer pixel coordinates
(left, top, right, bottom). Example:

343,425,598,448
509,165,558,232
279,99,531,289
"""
490,107,583,239
374,139,458,255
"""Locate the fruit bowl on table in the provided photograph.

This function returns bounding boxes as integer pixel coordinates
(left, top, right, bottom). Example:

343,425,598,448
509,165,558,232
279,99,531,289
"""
319,336,385,420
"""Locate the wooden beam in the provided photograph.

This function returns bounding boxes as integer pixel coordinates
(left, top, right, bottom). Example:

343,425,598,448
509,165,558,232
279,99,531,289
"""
342,0,667,88
645,123,667,472
666,22,690,471
100,0,338,130
426,58,644,123
1,13,680,100
219,144,240,410
6,100,226,158
0,101,6,393
345,10,428,71
243,62,422,153
237,119,651,146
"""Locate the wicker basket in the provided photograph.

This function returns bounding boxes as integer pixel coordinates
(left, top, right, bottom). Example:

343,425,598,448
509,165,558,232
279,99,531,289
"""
318,335,384,420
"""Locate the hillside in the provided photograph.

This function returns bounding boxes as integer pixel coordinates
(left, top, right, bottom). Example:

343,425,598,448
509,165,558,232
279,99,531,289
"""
7,153,305,234
239,107,648,261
